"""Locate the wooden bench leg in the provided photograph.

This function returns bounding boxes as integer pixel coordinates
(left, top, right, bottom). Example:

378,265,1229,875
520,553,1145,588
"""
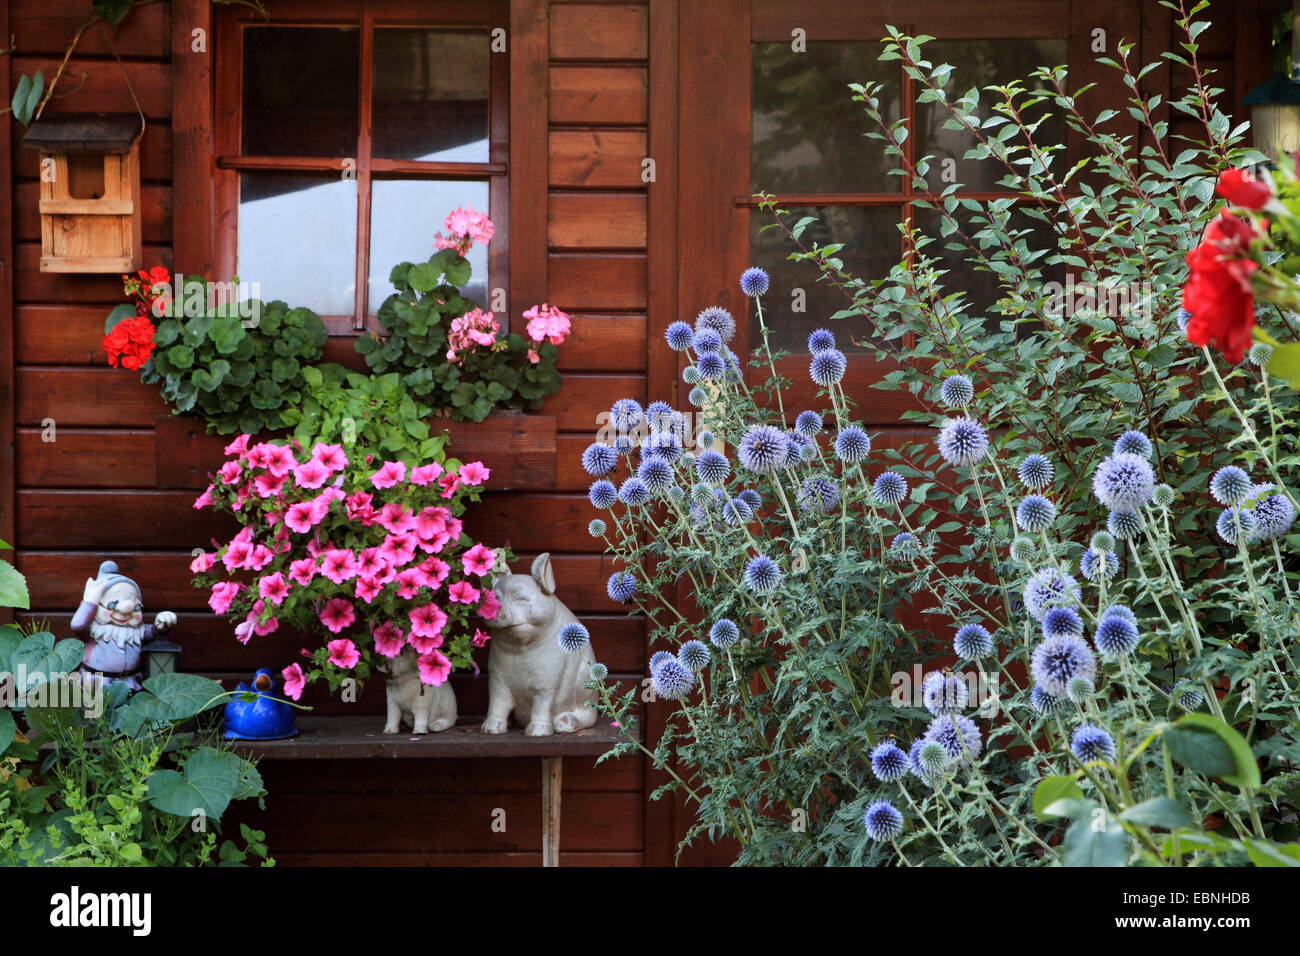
542,756,562,867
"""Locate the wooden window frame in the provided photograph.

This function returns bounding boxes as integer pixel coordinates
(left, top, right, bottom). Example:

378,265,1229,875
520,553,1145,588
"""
212,0,510,334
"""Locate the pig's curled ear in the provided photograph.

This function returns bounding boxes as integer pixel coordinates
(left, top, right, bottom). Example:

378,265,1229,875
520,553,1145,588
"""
531,552,557,595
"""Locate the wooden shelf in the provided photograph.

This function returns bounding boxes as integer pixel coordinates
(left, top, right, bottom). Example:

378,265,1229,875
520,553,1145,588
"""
231,716,629,760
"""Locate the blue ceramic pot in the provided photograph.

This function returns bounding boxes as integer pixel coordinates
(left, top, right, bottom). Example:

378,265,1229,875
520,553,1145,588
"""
223,668,298,740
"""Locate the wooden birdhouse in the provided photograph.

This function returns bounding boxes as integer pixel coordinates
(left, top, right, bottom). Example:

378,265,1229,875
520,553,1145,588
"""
23,113,144,273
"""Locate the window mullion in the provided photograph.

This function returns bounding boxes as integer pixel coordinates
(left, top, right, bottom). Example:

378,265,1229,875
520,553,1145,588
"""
354,5,375,328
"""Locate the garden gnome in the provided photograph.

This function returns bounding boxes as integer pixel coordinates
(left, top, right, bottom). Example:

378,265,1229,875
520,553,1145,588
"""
481,553,598,736
71,560,177,691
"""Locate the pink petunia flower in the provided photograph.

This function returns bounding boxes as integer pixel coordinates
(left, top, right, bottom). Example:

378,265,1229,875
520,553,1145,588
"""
244,443,271,469
190,551,215,573
294,458,331,489
282,662,306,701
378,502,417,534
417,649,453,686
284,501,319,534
408,602,448,640
320,598,356,634
345,491,376,525
355,547,390,579
235,618,256,645
409,462,444,486
472,628,492,648
354,575,382,604
418,556,451,588
379,532,418,568
311,443,349,473
222,540,254,573
438,472,462,498
394,568,425,600
254,472,287,499
448,580,481,605
263,444,297,478
246,544,275,571
288,557,318,586
459,461,491,486
415,506,450,541
477,589,501,621
193,485,214,510
259,572,290,606
208,581,242,614
218,461,243,484
224,433,251,457
327,638,360,669
372,622,405,658
370,460,406,489
321,549,360,584
461,543,496,577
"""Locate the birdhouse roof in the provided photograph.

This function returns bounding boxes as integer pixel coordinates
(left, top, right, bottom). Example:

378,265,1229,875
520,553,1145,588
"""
22,113,144,153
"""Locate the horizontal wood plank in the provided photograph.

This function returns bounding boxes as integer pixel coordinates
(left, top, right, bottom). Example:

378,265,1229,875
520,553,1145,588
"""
550,4,648,60
549,130,646,187
15,366,170,426
15,242,172,304
557,313,646,371
549,192,647,248
15,427,155,487
540,372,645,430
549,65,647,124
12,123,172,183
548,253,647,310
10,0,170,57
8,57,171,118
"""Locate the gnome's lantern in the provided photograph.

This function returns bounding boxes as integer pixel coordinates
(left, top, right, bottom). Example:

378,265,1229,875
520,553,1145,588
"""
72,560,178,691
144,638,182,680
22,113,143,274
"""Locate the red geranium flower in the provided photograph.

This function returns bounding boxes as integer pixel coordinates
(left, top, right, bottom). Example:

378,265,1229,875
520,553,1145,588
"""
1215,168,1271,210
103,314,157,370
1181,211,1261,364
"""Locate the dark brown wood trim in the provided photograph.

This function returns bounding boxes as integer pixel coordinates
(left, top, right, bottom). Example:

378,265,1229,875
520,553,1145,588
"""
509,0,549,313
172,0,215,276
0,0,15,624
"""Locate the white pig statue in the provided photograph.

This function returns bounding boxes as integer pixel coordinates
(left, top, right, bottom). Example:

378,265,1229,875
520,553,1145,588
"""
381,646,458,734
481,553,598,736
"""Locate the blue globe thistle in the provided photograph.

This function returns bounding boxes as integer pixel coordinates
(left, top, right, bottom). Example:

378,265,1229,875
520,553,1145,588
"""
954,623,993,659
908,739,935,782
862,800,905,842
588,479,617,509
870,740,910,783
678,639,711,672
690,482,714,507
694,449,730,485
696,350,726,381
582,442,618,477
1216,507,1257,545
1152,483,1175,508
610,398,643,433
642,430,683,463
1010,536,1036,563
744,554,781,593
688,386,708,406
1114,430,1153,459
681,365,701,385
834,426,871,464
786,429,812,455
1176,307,1191,332
795,410,823,438
738,424,790,474
1030,633,1096,697
722,349,743,384
922,670,969,715
692,328,723,355
1210,465,1252,506
697,429,716,449
873,471,908,506
1016,494,1057,532
1091,530,1116,553
798,477,841,514
939,374,974,408
1174,683,1205,711
645,399,672,422
1079,547,1119,582
1030,685,1066,715
637,457,674,495
923,713,983,763
652,658,695,700
1067,677,1096,704
1042,606,1084,640
722,496,754,526
695,306,736,343
587,518,607,538
1092,453,1155,511
1018,454,1054,489
807,328,836,354
649,650,675,673
613,434,635,456
891,531,918,555
1102,603,1137,627
739,266,770,297
557,622,590,653
665,320,694,351
666,485,685,504
1070,723,1116,763
1253,491,1296,541
588,662,609,682
936,417,989,467
736,489,763,512
1107,508,1142,540
1023,567,1081,621
709,619,741,648
606,571,637,603
809,349,847,387
618,477,650,506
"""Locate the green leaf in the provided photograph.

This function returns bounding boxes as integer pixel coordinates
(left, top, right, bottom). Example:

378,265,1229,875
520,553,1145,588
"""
1033,775,1084,818
1160,829,1235,857
11,72,44,126
0,708,15,758
104,303,138,333
145,749,240,821
140,672,225,722
1119,797,1193,830
11,633,82,692
1265,341,1300,389
93,0,134,27
1241,838,1300,867
1062,814,1129,866
0,559,30,610
408,263,439,292
1165,714,1261,789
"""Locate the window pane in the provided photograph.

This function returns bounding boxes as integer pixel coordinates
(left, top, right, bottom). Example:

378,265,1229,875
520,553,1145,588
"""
915,39,1068,193
368,180,490,315
238,173,358,316
242,27,360,157
372,28,490,162
751,42,901,195
748,205,902,350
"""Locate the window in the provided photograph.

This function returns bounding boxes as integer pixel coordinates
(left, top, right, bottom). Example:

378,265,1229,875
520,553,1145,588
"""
748,35,1069,349
215,1,508,331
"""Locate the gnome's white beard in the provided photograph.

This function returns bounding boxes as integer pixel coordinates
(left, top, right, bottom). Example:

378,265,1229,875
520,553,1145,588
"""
89,620,145,648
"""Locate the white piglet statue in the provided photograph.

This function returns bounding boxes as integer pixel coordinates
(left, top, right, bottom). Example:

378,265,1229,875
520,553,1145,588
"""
481,553,598,736
381,647,458,735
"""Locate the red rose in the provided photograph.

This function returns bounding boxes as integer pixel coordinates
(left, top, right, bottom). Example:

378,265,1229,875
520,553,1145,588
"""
1181,211,1260,364
1215,168,1271,210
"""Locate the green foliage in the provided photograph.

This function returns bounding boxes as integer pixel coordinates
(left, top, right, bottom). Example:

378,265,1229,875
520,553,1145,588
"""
0,539,30,610
360,251,563,421
9,71,43,127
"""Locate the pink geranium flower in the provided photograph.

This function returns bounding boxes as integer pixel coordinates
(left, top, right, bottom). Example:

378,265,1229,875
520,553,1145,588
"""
258,572,290,606
263,444,297,478
311,443,349,473
417,649,453,686
477,589,501,621
370,460,406,489
462,543,496,577
282,662,306,701
208,581,242,614
327,638,360,669
372,622,405,658
448,580,481,605
288,557,318,586
321,549,359,584
294,458,331,489
409,462,444,486
320,598,356,634
459,461,490,486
